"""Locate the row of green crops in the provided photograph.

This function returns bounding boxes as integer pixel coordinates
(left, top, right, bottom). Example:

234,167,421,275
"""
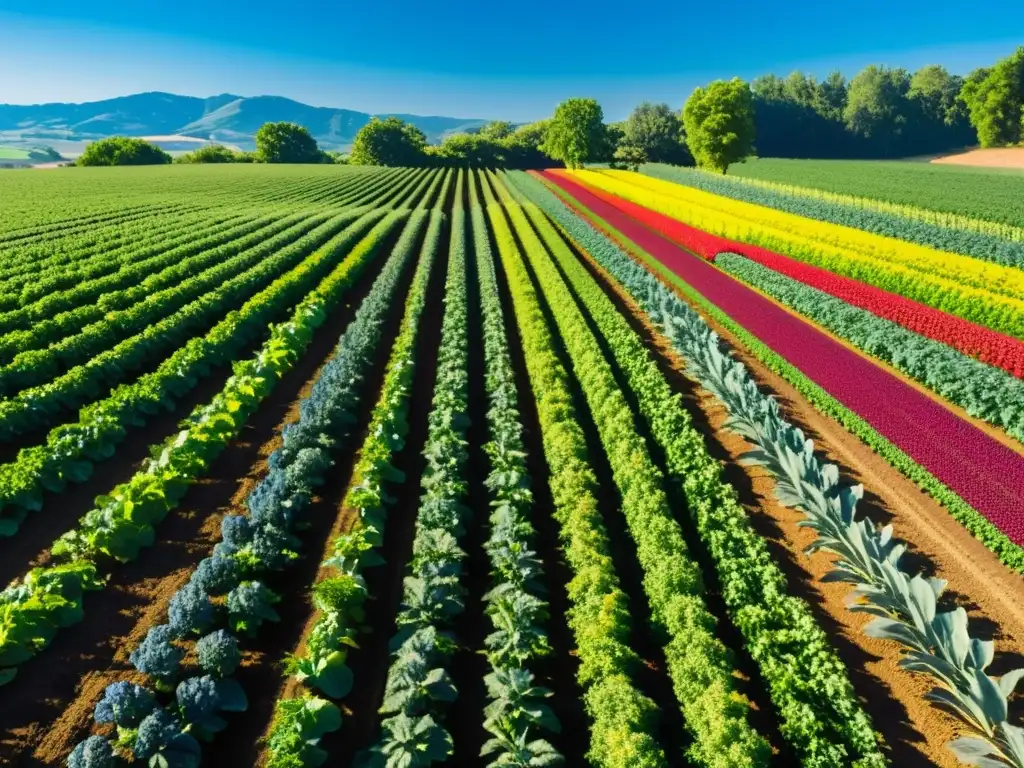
65,182,446,768
360,175,464,767
492,173,775,767
0,210,409,687
480,173,669,767
728,158,1024,232
540,171,1024,573
469,171,563,767
0,211,377,534
0,209,249,306
261,173,451,768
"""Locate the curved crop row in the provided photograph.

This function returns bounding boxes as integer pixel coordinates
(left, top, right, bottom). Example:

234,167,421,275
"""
564,172,1024,380
65,205,438,768
0,209,410,690
479,173,668,768
0,212,296,340
508,171,1024,768
571,170,1024,341
0,214,344,438
0,165,400,353
0,210,390,537
0,213,327,391
261,198,447,767
0,209,245,304
509,170,889,767
639,163,1024,269
715,252,1024,441
261,170,449,767
728,163,1024,239
596,170,1024,301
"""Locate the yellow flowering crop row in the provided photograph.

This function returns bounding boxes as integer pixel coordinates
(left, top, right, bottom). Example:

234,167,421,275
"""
571,169,1024,340
591,169,1024,300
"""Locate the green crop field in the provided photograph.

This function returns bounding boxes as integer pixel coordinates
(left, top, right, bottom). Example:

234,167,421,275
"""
730,157,1024,228
0,164,1022,768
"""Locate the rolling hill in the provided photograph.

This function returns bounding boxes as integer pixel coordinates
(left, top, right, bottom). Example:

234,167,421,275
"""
0,92,491,152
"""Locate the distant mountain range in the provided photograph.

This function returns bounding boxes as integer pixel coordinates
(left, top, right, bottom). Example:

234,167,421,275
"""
0,92,491,152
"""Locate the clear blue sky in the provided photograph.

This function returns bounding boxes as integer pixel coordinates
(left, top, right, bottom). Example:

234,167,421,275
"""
1,1,1021,121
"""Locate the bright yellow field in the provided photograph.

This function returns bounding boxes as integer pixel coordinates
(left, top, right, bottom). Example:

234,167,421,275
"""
569,169,1024,341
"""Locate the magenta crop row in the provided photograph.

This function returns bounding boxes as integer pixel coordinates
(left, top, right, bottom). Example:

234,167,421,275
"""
542,171,1024,546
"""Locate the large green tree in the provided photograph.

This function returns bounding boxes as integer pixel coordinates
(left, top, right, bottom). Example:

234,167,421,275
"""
843,66,913,155
960,47,1024,147
541,98,606,169
255,122,325,163
349,117,428,166
434,133,506,167
76,137,172,166
619,102,690,165
175,144,248,164
478,120,515,141
681,78,755,173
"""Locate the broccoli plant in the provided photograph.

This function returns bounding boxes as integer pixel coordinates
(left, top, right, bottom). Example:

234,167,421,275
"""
195,630,241,678
173,674,247,740
129,625,183,688
189,556,240,596
67,735,116,768
227,581,280,636
214,514,252,558
167,582,215,638
93,680,157,748
133,709,200,768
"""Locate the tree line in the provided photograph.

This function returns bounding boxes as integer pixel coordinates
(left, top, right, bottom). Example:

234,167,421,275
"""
75,45,1023,172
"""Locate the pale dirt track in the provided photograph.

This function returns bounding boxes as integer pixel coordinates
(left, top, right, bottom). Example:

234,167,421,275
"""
931,147,1024,169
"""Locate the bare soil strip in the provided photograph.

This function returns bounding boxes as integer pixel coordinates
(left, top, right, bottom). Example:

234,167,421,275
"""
574,240,1024,768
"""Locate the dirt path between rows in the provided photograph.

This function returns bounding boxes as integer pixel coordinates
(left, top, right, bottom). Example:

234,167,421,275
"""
574,236,1024,767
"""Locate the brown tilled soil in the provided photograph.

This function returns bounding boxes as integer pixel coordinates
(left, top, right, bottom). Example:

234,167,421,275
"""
931,148,1024,169
574,242,1024,768
0,232,403,767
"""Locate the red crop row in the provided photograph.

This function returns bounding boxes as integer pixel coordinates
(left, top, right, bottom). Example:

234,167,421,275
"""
540,170,1024,545
547,170,1024,379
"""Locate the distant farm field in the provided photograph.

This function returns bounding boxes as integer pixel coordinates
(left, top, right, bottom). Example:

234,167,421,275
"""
730,156,1024,228
1,164,1023,768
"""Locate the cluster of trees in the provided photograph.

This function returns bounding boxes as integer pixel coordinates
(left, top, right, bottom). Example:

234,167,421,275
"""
749,46,1024,158
77,122,346,167
347,116,551,168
